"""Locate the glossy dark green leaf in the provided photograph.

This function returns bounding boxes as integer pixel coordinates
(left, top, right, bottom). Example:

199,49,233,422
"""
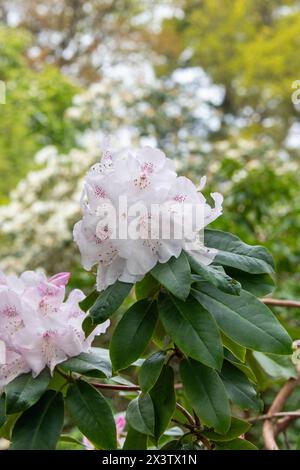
0,395,6,428
193,283,292,355
225,268,275,297
10,391,64,450
139,351,166,393
203,417,251,442
150,365,176,440
135,274,160,300
5,369,51,414
220,361,262,412
221,332,246,363
160,437,201,450
215,438,258,450
187,252,241,295
252,351,297,380
205,229,274,274
126,394,155,436
152,318,167,349
79,289,99,313
159,294,223,370
90,281,132,324
66,380,116,450
110,300,158,371
0,413,20,440
151,252,191,300
180,358,231,434
123,424,148,450
60,348,112,378
224,349,257,382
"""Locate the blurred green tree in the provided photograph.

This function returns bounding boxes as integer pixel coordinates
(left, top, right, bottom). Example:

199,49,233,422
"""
0,0,144,84
154,0,300,147
0,26,79,202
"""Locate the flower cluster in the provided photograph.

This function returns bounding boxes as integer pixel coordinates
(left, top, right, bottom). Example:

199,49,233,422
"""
74,144,223,291
0,270,109,388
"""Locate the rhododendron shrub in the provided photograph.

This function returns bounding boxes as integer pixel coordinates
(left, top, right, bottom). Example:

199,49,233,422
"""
0,145,292,451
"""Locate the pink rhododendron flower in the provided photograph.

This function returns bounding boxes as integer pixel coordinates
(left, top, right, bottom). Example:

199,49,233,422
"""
74,143,223,291
116,414,126,439
0,270,109,388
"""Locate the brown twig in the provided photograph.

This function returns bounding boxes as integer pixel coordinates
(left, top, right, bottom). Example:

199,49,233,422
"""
262,371,300,450
249,411,300,423
261,298,300,309
176,403,195,426
91,382,140,391
275,410,300,434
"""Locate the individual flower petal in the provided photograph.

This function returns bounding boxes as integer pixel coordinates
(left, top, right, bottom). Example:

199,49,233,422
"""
0,348,30,389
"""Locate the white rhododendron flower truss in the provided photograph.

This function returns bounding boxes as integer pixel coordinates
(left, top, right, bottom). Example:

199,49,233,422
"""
0,270,109,388
74,144,224,291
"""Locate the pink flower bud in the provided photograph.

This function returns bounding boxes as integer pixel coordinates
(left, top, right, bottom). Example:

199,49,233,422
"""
48,272,71,287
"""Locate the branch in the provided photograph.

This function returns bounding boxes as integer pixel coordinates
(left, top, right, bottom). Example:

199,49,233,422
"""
91,382,140,392
261,298,300,309
275,410,300,435
90,381,183,391
249,411,300,423
262,371,300,450
176,402,195,426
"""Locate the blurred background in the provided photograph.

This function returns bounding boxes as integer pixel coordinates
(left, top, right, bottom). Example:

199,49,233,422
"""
0,0,300,447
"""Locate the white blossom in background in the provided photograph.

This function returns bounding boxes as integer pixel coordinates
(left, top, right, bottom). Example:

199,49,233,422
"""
0,269,109,388
74,144,223,291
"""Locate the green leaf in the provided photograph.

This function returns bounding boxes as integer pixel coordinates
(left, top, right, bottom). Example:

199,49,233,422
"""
215,438,258,450
10,391,64,450
150,365,176,440
205,229,274,274
193,283,292,355
90,281,132,324
152,318,167,349
123,424,148,450
126,394,155,436
79,289,99,313
158,294,223,370
59,435,84,447
66,380,116,450
180,358,231,434
0,413,20,440
252,351,297,380
221,332,246,363
220,361,262,412
139,351,166,393
160,437,201,450
135,274,160,300
225,269,275,297
151,252,191,300
203,417,251,442
5,369,51,414
110,300,158,371
225,357,257,383
187,252,241,295
0,395,6,428
60,348,112,378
